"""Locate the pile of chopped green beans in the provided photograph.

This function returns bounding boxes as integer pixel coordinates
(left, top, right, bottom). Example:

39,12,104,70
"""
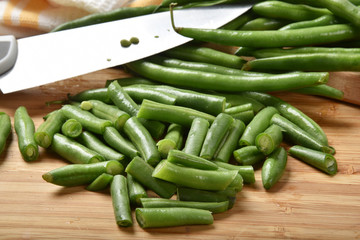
6,0,360,229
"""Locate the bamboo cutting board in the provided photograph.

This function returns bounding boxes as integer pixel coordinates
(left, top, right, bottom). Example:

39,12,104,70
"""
0,68,359,240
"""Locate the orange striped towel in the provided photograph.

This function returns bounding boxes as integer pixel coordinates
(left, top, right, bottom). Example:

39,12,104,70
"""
0,0,151,38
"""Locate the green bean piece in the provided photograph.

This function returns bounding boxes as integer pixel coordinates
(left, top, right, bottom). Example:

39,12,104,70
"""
233,146,266,166
262,147,287,190
61,119,82,138
214,119,246,163
125,156,176,199
68,88,112,104
244,53,360,72
107,81,165,139
182,117,209,156
51,133,105,164
123,85,177,105
140,198,229,214
156,123,184,158
135,207,213,228
14,106,38,162
127,174,148,206
172,24,360,48
77,131,125,163
255,124,283,156
52,5,158,31
167,149,218,170
279,14,339,31
224,103,253,114
42,160,124,187
61,104,112,135
200,113,234,160
162,44,245,69
221,169,243,192
103,126,139,159
177,187,237,206
239,106,279,147
153,160,238,191
213,161,255,184
230,110,254,125
111,175,132,227
0,112,11,155
80,100,130,131
288,145,337,175
35,110,67,148
291,84,344,100
240,17,289,31
86,173,114,191
137,99,215,127
218,93,265,113
128,60,329,92
252,1,331,21
239,92,329,146
123,117,161,167
271,114,334,154
105,77,157,87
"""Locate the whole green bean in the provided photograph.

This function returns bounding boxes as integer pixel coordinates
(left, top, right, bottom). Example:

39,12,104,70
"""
61,119,82,138
239,106,279,147
288,145,337,175
135,207,213,228
127,60,329,92
220,12,254,30
255,124,283,155
103,126,139,159
127,174,148,206
233,146,266,166
68,88,112,104
125,156,177,199
42,160,124,186
291,84,344,100
0,112,11,155
213,161,255,184
111,175,132,227
182,117,209,156
105,77,157,87
14,106,38,162
167,149,219,170
279,14,339,30
156,123,184,158
86,173,114,191
240,17,289,31
200,113,234,160
137,99,215,127
123,117,161,167
153,160,238,191
261,147,287,190
140,198,229,214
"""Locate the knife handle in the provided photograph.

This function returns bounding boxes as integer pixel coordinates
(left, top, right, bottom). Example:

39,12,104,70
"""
0,35,18,75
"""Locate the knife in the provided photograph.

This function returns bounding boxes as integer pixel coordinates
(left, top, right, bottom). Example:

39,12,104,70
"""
0,3,253,94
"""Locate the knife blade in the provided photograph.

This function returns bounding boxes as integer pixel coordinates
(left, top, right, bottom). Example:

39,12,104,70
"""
0,3,252,94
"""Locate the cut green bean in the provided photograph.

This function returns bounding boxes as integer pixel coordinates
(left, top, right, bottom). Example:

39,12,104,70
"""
123,85,177,105
61,119,82,138
135,207,213,228
68,88,112,104
14,106,38,162
233,146,266,166
105,77,157,87
156,123,184,158
42,160,124,187
51,133,105,164
103,126,139,159
86,173,114,191
213,161,255,184
214,119,246,163
137,99,215,127
111,175,132,227
262,147,287,190
224,103,253,114
182,117,209,156
153,160,238,191
80,99,130,131
288,145,337,175
200,113,234,160
217,93,265,113
127,174,148,206
255,124,283,155
0,112,11,155
123,117,161,167
167,149,218,170
125,156,176,199
239,106,279,147
140,198,229,214
177,187,237,205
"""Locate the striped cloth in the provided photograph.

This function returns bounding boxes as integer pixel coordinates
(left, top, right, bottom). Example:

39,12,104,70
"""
0,0,160,38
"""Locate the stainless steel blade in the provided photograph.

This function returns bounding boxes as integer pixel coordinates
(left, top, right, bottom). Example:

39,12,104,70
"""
0,4,252,93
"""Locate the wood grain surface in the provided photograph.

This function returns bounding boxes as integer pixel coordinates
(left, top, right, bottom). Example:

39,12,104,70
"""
0,68,359,240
